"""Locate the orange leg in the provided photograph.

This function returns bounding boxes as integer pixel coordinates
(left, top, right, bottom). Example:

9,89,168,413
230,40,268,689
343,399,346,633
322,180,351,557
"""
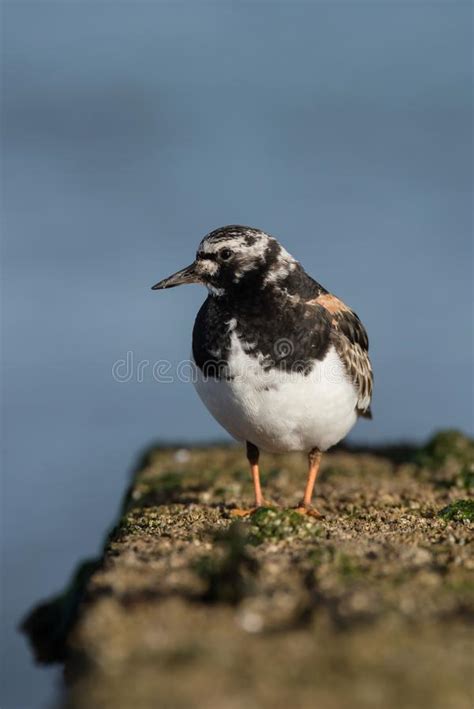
230,442,265,517
294,448,323,518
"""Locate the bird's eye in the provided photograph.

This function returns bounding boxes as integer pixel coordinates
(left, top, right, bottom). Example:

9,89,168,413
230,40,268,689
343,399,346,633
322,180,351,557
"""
220,248,233,261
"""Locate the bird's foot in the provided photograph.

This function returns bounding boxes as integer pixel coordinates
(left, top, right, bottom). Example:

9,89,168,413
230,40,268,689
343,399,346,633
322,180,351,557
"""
293,504,324,519
230,501,276,518
230,507,258,518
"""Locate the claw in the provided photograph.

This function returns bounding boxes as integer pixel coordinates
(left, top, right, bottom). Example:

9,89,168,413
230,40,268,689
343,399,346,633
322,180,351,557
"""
230,507,257,518
293,505,324,519
229,501,277,518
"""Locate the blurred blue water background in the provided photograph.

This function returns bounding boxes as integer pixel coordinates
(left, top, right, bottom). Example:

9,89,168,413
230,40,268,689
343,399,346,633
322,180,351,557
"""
1,3,472,707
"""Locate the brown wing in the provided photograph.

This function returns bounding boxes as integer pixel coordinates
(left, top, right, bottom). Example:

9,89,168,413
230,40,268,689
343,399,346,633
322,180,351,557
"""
312,293,373,417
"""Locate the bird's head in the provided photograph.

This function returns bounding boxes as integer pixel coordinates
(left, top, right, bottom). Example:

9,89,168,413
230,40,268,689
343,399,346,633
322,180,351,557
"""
152,225,297,297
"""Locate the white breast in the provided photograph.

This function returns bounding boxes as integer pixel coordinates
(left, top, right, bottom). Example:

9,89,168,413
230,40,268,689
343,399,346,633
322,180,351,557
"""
193,333,358,453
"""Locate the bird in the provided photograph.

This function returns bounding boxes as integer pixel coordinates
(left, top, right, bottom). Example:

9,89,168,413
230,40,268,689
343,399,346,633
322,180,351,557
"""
151,225,373,516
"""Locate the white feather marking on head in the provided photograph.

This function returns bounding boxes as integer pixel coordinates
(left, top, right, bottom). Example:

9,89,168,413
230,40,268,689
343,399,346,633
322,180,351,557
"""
198,260,219,276
201,235,270,283
199,235,269,259
263,245,297,286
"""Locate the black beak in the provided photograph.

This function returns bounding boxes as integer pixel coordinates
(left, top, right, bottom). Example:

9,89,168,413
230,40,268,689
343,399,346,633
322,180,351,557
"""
151,262,200,290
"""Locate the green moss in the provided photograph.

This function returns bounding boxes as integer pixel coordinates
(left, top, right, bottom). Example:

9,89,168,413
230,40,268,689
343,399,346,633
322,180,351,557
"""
459,464,474,491
247,507,321,545
438,499,474,522
417,430,474,471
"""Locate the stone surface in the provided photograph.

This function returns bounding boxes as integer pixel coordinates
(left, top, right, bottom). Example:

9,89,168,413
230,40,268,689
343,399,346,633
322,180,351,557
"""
23,434,474,708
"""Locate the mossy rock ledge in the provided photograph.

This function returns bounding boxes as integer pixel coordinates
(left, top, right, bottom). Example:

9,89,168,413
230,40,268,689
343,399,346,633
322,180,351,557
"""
22,435,474,709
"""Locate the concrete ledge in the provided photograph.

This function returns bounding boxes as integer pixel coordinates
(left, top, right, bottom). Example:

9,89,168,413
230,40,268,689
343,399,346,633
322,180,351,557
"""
23,434,474,709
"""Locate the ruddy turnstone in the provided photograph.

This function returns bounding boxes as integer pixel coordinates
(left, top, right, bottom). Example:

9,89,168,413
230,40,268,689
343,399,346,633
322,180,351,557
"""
152,226,373,516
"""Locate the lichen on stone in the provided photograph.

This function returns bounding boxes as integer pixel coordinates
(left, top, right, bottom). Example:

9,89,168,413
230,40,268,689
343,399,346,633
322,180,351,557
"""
246,507,322,545
439,499,474,522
